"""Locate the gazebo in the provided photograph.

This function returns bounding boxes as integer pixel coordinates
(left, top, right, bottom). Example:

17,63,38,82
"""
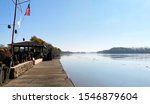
9,41,46,65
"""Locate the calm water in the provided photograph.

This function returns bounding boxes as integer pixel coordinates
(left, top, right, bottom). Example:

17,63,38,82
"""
60,53,150,87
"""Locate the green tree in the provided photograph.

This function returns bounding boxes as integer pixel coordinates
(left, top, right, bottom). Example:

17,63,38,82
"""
30,36,61,59
30,36,45,44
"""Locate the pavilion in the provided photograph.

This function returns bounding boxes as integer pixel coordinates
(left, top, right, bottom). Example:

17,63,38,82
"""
8,41,46,65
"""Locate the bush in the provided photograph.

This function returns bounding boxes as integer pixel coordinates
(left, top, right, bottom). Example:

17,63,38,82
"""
0,48,11,66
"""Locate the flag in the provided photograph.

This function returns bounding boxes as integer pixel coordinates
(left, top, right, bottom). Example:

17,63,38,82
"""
17,17,22,29
25,4,30,16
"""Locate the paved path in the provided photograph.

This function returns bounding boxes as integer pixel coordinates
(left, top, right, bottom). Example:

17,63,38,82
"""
4,59,74,87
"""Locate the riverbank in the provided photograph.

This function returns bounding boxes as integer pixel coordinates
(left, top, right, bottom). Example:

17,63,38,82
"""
4,59,74,87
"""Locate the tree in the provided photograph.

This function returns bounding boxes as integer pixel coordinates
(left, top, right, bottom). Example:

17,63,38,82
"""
30,36,61,59
30,36,45,44
0,47,11,66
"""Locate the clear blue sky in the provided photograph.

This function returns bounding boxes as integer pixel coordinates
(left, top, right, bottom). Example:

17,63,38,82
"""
1,0,150,52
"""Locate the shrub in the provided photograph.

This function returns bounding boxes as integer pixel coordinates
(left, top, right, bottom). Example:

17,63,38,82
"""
0,48,11,66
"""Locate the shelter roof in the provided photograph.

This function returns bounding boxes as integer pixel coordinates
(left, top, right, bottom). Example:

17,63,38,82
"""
9,41,46,48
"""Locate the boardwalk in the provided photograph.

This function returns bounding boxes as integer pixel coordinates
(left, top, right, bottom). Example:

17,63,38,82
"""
4,59,74,87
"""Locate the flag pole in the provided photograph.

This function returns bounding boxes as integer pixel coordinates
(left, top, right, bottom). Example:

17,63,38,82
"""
7,0,18,80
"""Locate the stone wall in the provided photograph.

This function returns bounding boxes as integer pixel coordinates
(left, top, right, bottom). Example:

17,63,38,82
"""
33,58,43,65
10,61,33,78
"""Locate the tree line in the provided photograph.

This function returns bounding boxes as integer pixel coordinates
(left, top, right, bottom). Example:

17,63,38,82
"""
98,47,150,54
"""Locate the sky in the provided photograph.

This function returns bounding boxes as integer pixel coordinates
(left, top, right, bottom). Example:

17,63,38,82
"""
1,0,150,52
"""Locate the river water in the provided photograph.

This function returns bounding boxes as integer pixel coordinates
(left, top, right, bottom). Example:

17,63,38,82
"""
60,53,150,87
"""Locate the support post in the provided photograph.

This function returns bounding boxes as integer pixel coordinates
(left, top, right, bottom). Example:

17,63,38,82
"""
7,0,18,81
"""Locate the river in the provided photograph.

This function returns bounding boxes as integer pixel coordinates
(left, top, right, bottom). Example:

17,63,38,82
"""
60,53,150,87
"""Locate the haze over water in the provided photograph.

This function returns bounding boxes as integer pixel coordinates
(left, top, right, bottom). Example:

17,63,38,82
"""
60,53,150,87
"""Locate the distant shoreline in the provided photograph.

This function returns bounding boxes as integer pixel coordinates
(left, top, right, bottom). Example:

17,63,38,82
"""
62,47,150,54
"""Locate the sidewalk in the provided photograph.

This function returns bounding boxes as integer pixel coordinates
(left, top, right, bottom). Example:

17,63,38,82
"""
4,59,74,87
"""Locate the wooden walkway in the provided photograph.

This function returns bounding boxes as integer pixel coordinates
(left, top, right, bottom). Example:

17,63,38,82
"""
4,59,74,87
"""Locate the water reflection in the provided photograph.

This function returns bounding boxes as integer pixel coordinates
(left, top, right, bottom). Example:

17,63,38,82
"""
101,54,150,61
60,53,150,87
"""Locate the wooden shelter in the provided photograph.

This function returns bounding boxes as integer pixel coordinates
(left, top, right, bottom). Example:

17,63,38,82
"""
8,41,46,65
11,41,45,47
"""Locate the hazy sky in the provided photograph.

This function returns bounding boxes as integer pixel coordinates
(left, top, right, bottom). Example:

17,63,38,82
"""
1,0,150,52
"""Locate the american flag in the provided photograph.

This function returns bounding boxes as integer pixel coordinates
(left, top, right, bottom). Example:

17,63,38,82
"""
25,4,30,16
